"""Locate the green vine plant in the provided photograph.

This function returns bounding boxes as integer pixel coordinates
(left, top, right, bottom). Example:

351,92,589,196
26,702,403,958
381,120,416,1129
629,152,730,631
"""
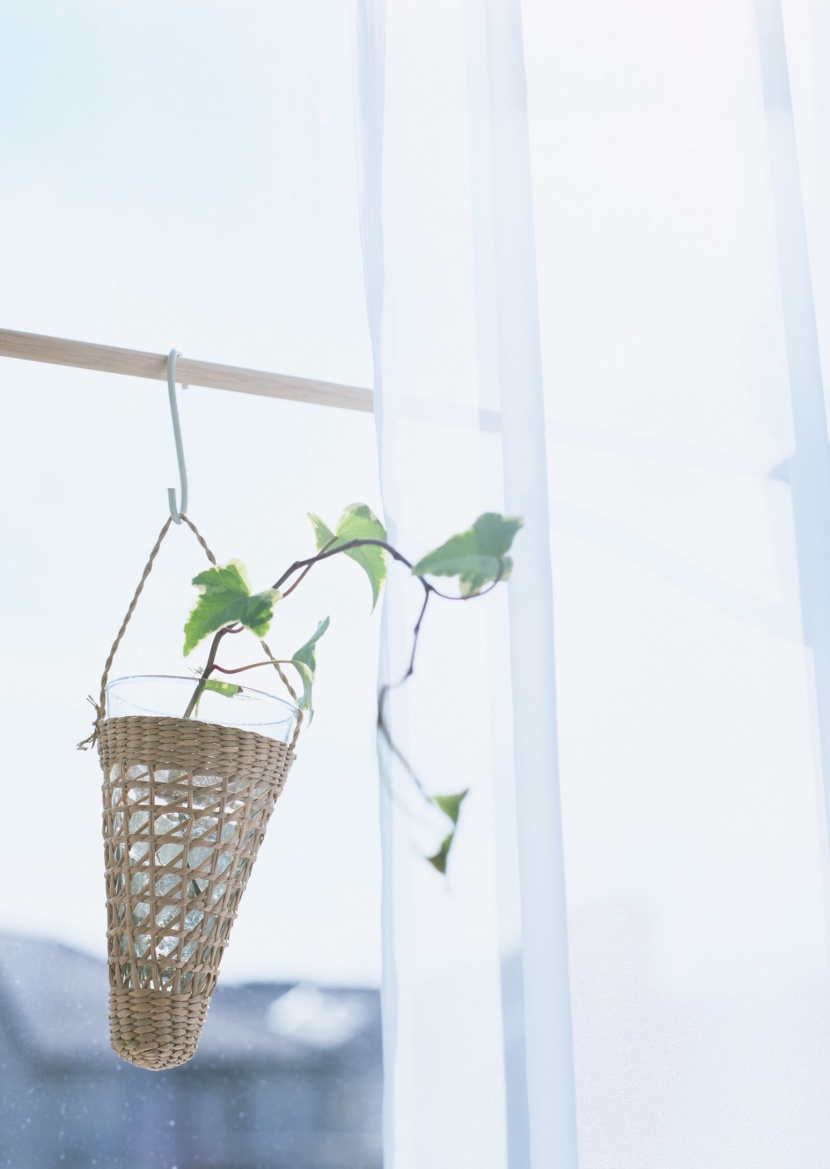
181,505,522,872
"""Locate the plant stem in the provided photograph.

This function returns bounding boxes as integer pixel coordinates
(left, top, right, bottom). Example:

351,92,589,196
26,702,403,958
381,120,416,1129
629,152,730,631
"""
184,532,505,785
272,537,415,592
182,625,240,718
376,584,432,801
375,562,504,804
210,659,291,675
275,537,501,603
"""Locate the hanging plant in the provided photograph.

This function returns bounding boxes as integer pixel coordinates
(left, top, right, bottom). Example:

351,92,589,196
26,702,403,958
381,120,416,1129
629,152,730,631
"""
80,505,521,1071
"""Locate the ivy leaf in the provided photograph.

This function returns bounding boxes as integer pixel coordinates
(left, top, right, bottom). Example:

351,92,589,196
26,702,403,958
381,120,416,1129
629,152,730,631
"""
289,660,314,721
183,561,279,655
309,503,387,609
289,617,330,720
202,679,242,698
426,790,468,874
239,591,279,638
427,833,455,875
433,789,468,825
411,513,523,597
292,616,330,674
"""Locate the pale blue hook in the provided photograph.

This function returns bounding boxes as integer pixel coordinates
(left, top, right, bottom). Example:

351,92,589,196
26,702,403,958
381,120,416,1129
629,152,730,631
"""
166,349,188,523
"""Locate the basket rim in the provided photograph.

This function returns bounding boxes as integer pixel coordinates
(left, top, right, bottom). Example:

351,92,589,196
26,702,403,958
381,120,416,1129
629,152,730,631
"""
97,712,298,759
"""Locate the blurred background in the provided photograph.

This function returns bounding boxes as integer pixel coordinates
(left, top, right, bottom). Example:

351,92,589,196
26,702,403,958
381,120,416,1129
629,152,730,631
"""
0,3,383,1165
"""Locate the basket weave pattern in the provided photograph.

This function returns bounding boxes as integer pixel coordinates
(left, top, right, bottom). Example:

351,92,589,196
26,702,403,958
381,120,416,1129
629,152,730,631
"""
98,715,293,1070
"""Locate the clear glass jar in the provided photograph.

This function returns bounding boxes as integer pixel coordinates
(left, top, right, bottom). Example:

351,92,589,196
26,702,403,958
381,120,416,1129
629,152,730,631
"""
105,675,298,744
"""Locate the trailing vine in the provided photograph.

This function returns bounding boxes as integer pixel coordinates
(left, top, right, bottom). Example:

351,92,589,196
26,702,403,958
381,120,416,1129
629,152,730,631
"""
181,506,521,871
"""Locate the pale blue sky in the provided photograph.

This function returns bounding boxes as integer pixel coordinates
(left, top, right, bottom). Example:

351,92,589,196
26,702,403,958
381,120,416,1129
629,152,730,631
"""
0,0,385,985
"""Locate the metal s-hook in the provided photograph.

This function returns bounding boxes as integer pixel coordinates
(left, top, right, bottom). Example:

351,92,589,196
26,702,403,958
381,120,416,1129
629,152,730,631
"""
166,349,189,523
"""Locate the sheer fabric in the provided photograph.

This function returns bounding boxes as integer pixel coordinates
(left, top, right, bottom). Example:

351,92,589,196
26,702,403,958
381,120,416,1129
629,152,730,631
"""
355,0,830,1166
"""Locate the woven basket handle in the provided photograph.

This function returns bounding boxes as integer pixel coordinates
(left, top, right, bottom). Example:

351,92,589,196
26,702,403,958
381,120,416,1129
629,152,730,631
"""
78,514,302,752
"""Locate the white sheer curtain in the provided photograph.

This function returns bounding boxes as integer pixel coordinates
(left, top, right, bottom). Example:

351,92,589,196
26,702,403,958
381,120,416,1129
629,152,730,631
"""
354,1,830,1166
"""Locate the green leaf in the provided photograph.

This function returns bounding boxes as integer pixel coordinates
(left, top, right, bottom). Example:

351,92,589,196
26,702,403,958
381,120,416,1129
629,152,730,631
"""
426,790,468,874
427,833,454,874
183,561,279,655
309,503,387,609
292,616,330,674
289,660,315,721
433,789,468,825
240,590,279,639
202,679,242,698
411,513,523,597
289,617,330,720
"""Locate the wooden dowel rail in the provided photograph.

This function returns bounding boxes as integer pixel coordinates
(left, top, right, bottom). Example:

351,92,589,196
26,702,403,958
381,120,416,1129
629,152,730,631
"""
0,328,374,413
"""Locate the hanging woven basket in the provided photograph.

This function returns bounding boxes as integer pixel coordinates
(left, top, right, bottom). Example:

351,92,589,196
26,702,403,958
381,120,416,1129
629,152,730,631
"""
82,517,301,1071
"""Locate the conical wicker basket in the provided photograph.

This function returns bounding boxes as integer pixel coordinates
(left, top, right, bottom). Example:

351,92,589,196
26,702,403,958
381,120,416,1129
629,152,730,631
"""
81,516,301,1071
97,715,294,1070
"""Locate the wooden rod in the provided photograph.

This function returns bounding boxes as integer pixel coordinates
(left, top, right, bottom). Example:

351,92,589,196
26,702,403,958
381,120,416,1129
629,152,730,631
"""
0,328,374,413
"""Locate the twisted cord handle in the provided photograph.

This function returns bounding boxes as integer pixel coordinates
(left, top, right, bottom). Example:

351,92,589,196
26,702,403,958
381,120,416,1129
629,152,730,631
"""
77,515,302,751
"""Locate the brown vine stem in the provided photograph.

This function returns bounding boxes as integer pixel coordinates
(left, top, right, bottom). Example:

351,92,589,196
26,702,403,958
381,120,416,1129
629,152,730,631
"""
210,659,290,676
272,537,414,591
183,532,504,816
181,623,243,719
375,565,504,804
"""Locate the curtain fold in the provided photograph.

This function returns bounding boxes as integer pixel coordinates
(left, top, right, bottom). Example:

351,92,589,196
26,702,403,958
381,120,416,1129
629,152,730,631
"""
755,0,830,863
354,3,576,1165
354,1,830,1165
479,2,578,1164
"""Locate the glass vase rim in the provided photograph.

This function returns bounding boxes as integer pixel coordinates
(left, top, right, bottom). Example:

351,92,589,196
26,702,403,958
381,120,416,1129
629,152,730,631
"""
105,674,299,716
